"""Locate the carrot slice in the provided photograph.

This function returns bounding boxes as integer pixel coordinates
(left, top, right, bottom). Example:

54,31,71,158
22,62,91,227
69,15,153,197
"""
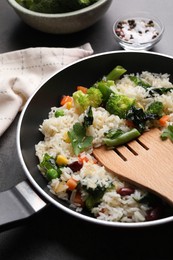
159,115,170,126
78,155,89,163
78,155,97,164
60,95,73,106
77,86,88,94
66,178,78,191
73,191,84,206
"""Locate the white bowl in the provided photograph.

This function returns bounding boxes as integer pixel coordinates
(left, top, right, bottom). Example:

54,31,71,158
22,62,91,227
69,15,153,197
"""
8,0,113,34
113,12,164,51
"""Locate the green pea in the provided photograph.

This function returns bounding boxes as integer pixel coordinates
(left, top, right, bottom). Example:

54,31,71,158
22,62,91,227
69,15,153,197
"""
55,110,65,117
46,168,59,181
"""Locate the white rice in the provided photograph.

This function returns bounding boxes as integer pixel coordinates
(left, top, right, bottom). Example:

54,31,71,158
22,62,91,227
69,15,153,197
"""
35,71,173,223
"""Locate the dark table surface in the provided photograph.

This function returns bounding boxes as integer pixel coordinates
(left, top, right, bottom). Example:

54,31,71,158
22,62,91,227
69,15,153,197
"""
1,0,173,259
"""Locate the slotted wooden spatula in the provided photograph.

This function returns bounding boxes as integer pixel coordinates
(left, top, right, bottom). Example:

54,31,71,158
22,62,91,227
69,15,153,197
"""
93,128,173,204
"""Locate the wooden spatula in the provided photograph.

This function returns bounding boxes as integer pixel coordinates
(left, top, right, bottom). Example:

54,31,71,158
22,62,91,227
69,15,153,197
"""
93,128,173,204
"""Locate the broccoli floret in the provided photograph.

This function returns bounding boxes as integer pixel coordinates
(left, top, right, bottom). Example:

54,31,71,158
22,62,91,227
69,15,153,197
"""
16,0,33,9
16,0,98,13
16,0,61,13
146,101,163,117
73,90,90,113
64,0,98,10
87,87,103,108
106,93,135,118
73,88,102,113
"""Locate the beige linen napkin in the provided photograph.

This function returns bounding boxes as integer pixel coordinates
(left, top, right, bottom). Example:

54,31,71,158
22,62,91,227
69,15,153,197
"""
0,43,93,136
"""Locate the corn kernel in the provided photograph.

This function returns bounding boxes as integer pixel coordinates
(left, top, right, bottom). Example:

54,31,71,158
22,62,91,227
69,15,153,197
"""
66,101,72,110
63,132,71,143
54,181,68,193
56,154,68,166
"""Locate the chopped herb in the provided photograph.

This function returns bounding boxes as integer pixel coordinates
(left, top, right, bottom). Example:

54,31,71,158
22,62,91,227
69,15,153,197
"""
129,75,173,96
83,106,93,128
68,123,93,155
39,153,62,180
129,75,151,89
85,185,113,210
149,87,173,96
126,106,159,133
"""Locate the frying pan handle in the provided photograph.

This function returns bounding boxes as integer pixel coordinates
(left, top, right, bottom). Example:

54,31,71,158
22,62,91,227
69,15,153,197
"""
0,180,47,232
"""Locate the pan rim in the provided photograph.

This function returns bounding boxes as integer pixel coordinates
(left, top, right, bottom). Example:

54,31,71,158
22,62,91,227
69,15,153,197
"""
17,50,173,228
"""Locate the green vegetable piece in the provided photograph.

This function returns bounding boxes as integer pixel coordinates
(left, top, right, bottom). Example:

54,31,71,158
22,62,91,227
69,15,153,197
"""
55,109,65,117
85,186,108,210
106,65,127,81
103,128,141,147
73,87,102,113
46,168,59,181
126,106,159,133
129,75,151,89
85,193,103,210
16,0,98,14
147,101,163,117
129,75,173,96
87,87,103,108
28,0,61,13
149,87,173,96
65,0,98,10
95,80,114,103
39,153,62,180
161,125,173,141
106,93,135,118
104,129,124,139
16,0,33,8
40,153,57,172
83,106,93,128
73,90,90,113
68,123,93,155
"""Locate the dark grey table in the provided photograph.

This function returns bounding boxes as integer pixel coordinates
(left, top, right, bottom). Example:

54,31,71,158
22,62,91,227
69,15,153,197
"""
0,0,173,259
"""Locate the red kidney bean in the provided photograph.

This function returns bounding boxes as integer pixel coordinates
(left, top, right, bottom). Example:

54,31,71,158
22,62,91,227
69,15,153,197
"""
117,187,135,196
68,161,83,172
145,207,161,221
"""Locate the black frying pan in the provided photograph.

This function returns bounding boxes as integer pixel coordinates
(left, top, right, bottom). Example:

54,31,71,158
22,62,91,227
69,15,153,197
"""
1,51,173,230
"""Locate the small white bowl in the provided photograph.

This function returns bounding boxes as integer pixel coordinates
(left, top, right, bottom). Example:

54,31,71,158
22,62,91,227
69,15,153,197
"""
8,0,113,34
113,12,164,51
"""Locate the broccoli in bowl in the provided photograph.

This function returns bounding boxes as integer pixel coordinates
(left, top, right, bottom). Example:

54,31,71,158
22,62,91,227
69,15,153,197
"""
16,0,99,13
9,0,112,34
